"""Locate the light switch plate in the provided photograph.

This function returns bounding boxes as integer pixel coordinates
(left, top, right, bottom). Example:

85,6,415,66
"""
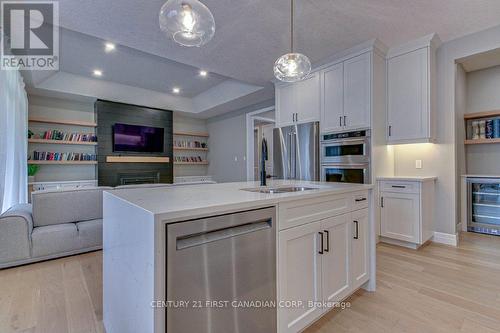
415,160,423,169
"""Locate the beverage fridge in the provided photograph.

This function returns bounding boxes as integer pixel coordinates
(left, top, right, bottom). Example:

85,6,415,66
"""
467,178,500,236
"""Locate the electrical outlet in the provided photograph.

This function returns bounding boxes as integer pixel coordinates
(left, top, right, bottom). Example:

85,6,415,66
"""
415,160,423,169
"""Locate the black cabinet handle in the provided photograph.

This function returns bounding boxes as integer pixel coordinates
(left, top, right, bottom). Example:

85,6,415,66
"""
353,221,359,239
392,185,406,188
318,232,324,254
355,197,367,202
389,125,392,136
324,230,329,252
344,115,347,127
296,113,298,122
339,116,342,127
381,197,384,208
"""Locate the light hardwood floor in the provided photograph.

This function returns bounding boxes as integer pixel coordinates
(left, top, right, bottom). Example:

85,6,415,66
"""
1,232,499,332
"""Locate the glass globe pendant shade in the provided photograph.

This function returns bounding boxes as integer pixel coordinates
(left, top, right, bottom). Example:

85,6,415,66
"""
274,52,311,82
159,0,215,47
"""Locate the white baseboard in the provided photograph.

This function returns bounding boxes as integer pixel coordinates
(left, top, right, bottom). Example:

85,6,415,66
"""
432,231,458,246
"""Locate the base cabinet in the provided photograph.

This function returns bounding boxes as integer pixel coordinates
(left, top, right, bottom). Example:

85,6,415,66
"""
278,221,324,333
378,179,435,247
278,204,369,333
351,209,369,289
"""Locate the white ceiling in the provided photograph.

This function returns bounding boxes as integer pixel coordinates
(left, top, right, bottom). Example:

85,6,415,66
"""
24,0,500,117
57,0,500,85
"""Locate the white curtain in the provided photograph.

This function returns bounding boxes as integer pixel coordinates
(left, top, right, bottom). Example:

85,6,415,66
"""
0,68,28,213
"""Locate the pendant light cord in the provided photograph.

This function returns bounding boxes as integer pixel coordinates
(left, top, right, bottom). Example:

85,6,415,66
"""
291,0,294,53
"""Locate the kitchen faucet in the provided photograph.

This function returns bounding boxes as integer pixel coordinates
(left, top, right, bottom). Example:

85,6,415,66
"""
261,137,268,187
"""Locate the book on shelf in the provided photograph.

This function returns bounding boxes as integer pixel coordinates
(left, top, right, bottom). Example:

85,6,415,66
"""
36,130,97,142
31,151,97,161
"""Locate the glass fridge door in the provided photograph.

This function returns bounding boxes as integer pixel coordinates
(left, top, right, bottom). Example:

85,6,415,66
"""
468,179,500,236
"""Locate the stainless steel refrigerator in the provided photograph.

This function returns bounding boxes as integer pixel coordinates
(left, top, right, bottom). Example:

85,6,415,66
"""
273,121,320,181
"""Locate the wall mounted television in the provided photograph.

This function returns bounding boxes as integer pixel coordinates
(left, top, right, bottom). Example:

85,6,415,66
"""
113,123,164,153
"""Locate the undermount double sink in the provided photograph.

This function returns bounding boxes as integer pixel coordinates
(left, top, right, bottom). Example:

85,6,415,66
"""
241,186,318,194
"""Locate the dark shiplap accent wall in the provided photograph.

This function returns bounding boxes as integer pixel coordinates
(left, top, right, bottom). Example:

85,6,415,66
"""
96,100,173,186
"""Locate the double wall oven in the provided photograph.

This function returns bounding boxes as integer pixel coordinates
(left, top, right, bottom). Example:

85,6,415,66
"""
320,130,370,184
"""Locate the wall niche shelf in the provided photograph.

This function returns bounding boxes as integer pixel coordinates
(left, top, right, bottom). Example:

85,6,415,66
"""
173,131,209,138
29,117,97,127
465,138,500,145
464,110,500,145
464,110,500,120
174,161,209,165
28,139,98,146
28,160,97,165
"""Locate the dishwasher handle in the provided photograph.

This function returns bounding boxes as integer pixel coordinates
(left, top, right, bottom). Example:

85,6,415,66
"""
176,219,272,250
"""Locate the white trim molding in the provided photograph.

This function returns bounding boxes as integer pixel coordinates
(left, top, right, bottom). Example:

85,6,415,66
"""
432,231,458,246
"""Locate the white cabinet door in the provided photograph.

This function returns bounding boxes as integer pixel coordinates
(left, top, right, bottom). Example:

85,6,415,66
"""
321,63,344,133
276,83,296,127
343,52,371,131
321,213,351,304
278,221,324,333
387,47,429,142
296,73,321,124
351,208,369,290
380,191,420,243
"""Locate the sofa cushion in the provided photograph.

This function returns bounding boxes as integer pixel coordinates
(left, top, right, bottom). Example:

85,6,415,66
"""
32,187,112,227
77,218,102,248
32,223,79,258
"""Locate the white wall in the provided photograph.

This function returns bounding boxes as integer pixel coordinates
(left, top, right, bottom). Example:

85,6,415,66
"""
28,95,97,182
465,65,500,175
207,99,274,183
392,24,500,235
172,113,208,178
455,64,467,225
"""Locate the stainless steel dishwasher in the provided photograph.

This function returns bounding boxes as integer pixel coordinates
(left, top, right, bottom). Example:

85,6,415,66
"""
166,207,277,333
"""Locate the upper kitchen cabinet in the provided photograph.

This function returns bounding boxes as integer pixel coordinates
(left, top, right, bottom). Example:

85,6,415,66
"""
275,72,321,127
321,52,371,133
386,34,440,144
321,63,344,132
343,52,371,131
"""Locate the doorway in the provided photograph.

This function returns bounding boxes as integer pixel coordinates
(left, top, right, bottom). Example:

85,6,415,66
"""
246,107,275,181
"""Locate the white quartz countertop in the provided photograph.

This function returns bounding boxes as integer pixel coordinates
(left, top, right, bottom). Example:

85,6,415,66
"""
376,176,437,182
105,180,372,222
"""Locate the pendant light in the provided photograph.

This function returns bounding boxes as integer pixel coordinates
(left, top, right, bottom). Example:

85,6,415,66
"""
274,0,311,82
159,0,215,47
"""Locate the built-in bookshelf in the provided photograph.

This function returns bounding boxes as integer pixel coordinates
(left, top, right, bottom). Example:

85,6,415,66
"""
28,160,97,165
174,161,209,165
173,131,209,168
29,117,97,127
173,131,209,137
28,139,98,146
464,110,500,145
173,147,208,151
28,115,98,171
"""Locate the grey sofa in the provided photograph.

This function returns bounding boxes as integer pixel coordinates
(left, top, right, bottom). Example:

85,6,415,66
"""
0,187,111,269
0,182,215,269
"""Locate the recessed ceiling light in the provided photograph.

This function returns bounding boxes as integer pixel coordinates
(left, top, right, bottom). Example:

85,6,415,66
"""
104,42,116,52
199,70,208,77
172,87,180,94
92,69,103,77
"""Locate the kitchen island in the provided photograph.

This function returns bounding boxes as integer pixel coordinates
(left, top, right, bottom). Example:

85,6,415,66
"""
103,180,375,333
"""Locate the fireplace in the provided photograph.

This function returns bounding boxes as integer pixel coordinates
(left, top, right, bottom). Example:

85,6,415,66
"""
118,171,160,185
